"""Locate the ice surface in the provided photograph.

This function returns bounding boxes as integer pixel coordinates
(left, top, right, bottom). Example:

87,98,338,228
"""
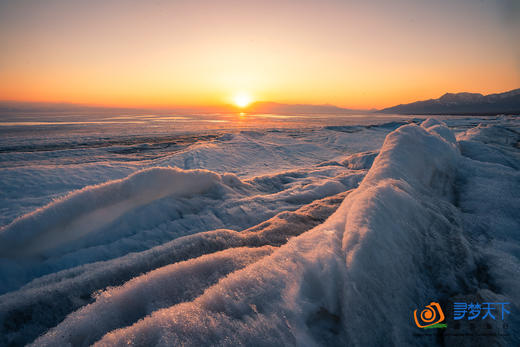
1,116,519,346
89,119,518,346
0,125,389,227
0,164,364,295
0,190,348,346
32,246,276,346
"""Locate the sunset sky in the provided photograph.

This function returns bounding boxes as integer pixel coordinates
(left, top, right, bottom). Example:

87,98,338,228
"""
1,0,519,109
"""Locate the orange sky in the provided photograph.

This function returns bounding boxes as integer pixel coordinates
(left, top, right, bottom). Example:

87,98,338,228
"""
0,0,519,110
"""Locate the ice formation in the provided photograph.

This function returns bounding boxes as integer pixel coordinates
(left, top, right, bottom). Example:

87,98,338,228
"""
0,117,518,346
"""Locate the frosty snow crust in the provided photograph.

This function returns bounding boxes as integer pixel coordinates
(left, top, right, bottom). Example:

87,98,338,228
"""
1,118,519,346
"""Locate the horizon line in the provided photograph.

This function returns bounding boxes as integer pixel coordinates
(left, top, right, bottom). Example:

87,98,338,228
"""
0,86,518,113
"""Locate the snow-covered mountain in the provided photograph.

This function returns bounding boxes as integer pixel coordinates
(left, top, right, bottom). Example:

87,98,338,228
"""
379,88,520,115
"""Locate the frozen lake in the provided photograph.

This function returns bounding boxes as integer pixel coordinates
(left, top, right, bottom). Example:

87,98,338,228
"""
0,114,518,346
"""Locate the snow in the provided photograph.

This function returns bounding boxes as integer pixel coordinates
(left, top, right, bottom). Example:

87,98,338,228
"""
32,246,275,347
0,125,389,227
1,115,519,346
0,164,365,295
0,190,349,346
0,168,225,256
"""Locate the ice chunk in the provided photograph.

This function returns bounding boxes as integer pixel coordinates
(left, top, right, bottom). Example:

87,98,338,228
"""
86,120,482,346
0,168,224,257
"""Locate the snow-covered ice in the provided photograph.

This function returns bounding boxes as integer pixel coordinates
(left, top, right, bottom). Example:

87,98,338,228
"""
0,114,518,346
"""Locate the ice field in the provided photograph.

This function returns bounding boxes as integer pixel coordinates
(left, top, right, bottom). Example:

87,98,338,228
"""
0,114,518,346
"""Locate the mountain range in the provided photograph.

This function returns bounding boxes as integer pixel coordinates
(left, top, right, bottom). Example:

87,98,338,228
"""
379,88,520,115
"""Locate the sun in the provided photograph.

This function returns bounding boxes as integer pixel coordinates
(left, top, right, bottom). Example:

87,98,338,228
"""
233,92,252,108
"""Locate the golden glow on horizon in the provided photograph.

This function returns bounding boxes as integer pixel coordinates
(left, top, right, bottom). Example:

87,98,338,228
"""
0,1,518,109
233,92,252,108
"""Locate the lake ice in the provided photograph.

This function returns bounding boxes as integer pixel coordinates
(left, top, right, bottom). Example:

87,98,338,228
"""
0,114,518,346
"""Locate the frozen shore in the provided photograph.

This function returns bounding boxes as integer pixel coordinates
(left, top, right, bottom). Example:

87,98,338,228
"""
0,117,519,346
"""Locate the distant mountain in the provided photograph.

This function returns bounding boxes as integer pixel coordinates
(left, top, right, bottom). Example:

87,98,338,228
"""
0,100,364,116
245,101,360,114
379,88,520,115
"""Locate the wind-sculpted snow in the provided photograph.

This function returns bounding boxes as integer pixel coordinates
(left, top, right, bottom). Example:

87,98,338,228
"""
0,168,226,257
0,162,365,295
72,119,513,347
32,246,276,347
451,122,520,345
457,123,520,169
0,186,350,346
0,127,390,226
317,150,378,170
2,117,519,346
